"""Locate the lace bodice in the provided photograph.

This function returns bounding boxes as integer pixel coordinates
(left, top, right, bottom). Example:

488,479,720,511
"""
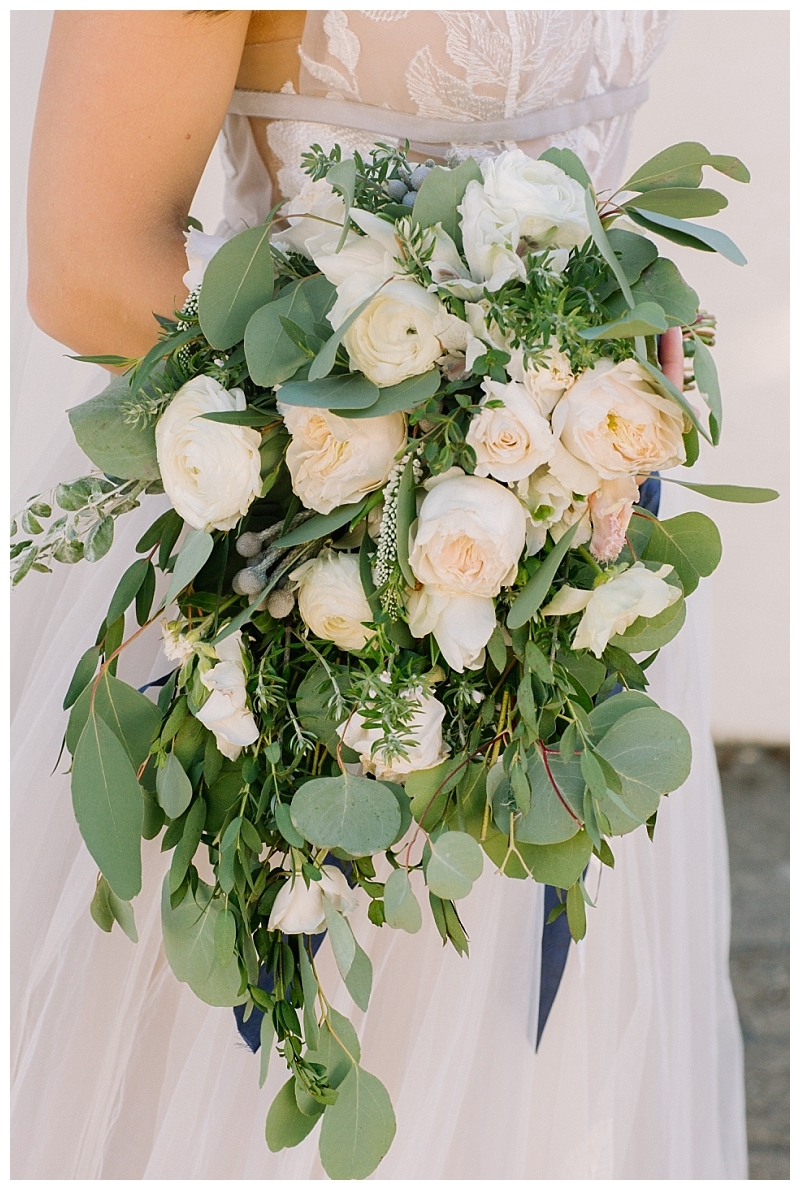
219,10,674,235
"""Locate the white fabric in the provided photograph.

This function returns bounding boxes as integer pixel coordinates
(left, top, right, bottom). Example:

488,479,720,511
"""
11,9,747,1179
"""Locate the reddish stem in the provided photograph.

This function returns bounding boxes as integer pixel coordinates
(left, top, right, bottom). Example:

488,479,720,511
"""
539,741,582,824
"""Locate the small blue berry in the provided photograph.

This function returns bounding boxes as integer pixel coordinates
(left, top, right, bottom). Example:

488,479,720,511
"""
401,190,417,208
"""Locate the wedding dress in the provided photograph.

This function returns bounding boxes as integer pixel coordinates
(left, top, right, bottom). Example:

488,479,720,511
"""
11,11,748,1179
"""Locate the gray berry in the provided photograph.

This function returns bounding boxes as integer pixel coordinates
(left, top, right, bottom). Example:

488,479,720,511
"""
386,178,408,201
409,165,433,190
401,190,417,208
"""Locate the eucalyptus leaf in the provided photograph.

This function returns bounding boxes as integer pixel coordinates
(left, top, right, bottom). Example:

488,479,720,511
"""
244,285,314,387
164,530,215,609
395,454,418,587
411,156,482,251
106,558,150,627
638,358,712,444
506,520,580,630
319,1065,396,1180
604,258,699,327
595,229,658,300
659,478,778,504
584,189,634,308
68,373,161,482
425,830,483,900
343,937,372,1011
626,207,747,266
538,146,591,187
259,1012,275,1089
595,707,692,834
624,186,728,218
383,868,422,933
277,372,379,410
72,712,143,900
588,690,657,738
622,141,713,192
406,755,464,829
290,773,400,856
298,939,320,1050
67,670,161,766
213,906,237,969
275,800,306,847
169,796,206,893
337,368,440,419
161,876,245,1006
274,499,367,548
610,596,686,653
156,752,194,819
198,222,275,349
309,289,384,381
305,1007,360,1087
579,300,668,340
641,511,722,595
266,1077,322,1152
327,158,357,251
691,335,722,437
514,746,581,844
323,899,356,981
63,645,102,710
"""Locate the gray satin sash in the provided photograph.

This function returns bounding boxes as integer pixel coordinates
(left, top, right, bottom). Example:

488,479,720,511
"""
227,81,649,155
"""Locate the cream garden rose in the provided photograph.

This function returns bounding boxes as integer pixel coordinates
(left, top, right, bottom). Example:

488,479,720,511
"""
338,687,449,782
268,864,359,935
155,376,262,531
460,151,590,290
551,358,686,486
542,562,681,657
272,176,347,260
290,551,374,651
466,378,554,483
406,587,496,672
408,474,526,598
507,345,574,417
278,402,405,515
195,631,259,761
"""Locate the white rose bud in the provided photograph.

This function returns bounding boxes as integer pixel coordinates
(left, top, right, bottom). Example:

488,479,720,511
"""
406,586,496,673
161,618,196,664
337,688,449,782
279,402,406,515
507,345,574,417
155,376,262,531
344,279,449,387
466,378,554,483
409,474,526,598
551,358,686,487
194,631,259,761
290,551,374,651
268,865,359,935
541,562,681,658
460,151,590,291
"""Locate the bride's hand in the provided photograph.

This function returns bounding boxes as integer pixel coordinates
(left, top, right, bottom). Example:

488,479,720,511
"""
657,325,684,390
27,11,251,360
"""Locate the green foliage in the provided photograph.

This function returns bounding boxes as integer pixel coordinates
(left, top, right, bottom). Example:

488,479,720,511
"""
160,876,245,1006
580,301,668,340
538,146,591,187
506,521,580,629
411,156,482,250
595,707,692,834
199,222,275,349
164,530,215,609
626,207,746,266
290,773,401,856
67,671,161,767
68,375,161,482
611,596,686,654
383,868,422,933
319,1065,397,1180
90,875,138,942
156,752,193,819
623,186,728,219
338,369,440,420
640,511,722,595
266,1077,323,1151
622,140,749,192
278,373,380,410
425,829,484,900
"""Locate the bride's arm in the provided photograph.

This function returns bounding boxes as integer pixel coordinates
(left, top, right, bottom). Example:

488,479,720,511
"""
27,10,251,359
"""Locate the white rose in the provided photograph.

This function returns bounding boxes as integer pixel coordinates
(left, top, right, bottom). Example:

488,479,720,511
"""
338,687,449,782
183,228,227,291
343,280,450,387
551,359,686,486
406,586,496,673
588,475,640,563
268,864,359,935
278,402,406,515
541,562,681,658
313,209,399,328
408,474,526,598
466,378,554,483
507,345,574,417
155,376,262,531
291,551,374,651
515,465,576,554
195,631,259,761
459,151,590,290
272,176,347,259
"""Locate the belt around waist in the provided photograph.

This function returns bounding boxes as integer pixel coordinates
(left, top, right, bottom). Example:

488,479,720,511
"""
227,81,649,150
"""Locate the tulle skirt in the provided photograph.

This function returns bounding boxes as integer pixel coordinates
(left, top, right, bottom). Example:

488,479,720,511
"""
10,427,748,1178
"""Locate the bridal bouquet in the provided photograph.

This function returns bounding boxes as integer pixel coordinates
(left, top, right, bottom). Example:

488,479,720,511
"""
12,138,775,1177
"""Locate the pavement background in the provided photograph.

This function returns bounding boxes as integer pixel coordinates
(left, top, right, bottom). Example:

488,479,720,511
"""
718,745,790,1180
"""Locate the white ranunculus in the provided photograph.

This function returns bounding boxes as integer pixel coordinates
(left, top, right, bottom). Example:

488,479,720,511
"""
268,864,359,935
551,358,686,486
589,475,640,563
155,376,262,531
183,228,227,291
406,586,496,672
195,631,259,761
466,378,554,483
272,176,347,260
338,687,449,782
541,562,681,658
343,279,451,387
290,551,374,651
459,151,590,291
507,345,574,417
313,208,399,328
408,474,526,598
278,402,406,515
